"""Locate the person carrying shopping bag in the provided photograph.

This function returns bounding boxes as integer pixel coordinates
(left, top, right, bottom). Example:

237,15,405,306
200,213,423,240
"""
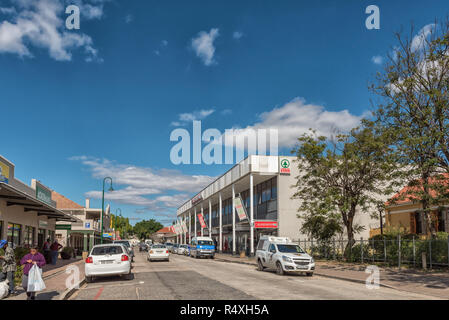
20,246,46,300
0,240,18,296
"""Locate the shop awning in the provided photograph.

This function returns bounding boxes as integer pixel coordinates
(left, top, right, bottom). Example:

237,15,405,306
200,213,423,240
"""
0,182,80,223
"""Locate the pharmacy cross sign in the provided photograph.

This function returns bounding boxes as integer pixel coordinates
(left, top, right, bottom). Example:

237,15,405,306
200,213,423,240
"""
280,158,291,174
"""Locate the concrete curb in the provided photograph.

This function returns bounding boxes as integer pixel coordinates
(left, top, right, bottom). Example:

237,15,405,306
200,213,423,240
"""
214,257,399,290
58,278,86,300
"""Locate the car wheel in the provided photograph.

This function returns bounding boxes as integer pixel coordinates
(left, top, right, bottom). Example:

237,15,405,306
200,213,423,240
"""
86,276,94,283
257,259,264,271
210,255,215,259
276,262,285,276
123,272,132,280
306,272,313,277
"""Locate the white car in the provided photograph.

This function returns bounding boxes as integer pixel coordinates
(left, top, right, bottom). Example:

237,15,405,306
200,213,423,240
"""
256,236,315,276
177,244,188,255
148,244,170,262
85,244,132,283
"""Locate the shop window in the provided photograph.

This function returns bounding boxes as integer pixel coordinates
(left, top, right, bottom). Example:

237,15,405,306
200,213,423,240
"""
24,226,35,246
38,229,45,248
7,223,21,248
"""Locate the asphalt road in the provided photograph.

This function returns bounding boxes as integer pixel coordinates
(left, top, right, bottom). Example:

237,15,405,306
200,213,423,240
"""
70,251,439,300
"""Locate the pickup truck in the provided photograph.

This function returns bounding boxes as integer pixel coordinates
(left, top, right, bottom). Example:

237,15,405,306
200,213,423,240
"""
256,236,315,276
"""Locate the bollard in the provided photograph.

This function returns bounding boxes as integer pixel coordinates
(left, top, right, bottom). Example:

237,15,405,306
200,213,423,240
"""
422,251,427,270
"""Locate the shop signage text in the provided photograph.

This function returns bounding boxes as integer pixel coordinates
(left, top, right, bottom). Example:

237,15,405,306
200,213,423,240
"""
254,221,278,229
192,194,203,205
36,183,52,205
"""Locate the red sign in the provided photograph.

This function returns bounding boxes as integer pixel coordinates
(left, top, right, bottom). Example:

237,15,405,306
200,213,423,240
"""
254,221,278,229
197,213,207,228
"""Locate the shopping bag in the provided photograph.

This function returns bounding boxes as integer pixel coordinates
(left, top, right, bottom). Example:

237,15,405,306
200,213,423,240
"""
27,264,46,292
0,280,9,299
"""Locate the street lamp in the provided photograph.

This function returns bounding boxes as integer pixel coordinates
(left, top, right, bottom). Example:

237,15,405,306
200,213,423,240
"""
101,177,114,244
115,208,122,240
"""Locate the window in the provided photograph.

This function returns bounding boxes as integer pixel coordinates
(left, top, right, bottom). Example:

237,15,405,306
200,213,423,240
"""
271,177,277,199
415,212,423,234
91,245,123,255
38,229,45,248
257,239,265,250
268,244,276,253
7,223,21,247
437,210,446,232
24,226,35,246
277,244,305,254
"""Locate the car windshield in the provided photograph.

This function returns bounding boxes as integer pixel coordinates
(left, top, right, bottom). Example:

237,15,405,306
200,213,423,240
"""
152,245,166,249
276,244,305,254
198,240,213,245
91,246,123,255
114,241,130,247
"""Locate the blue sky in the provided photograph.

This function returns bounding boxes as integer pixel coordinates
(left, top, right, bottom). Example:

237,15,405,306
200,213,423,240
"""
1,0,448,225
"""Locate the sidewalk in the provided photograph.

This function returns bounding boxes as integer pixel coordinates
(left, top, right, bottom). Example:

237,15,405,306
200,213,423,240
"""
214,253,449,299
5,258,84,300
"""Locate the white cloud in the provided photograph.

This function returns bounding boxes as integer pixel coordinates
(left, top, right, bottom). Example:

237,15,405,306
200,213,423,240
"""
371,55,383,65
225,98,364,148
71,156,215,213
171,109,215,126
0,0,105,61
0,7,17,15
411,24,435,52
191,28,219,66
124,14,133,23
232,31,243,40
161,40,168,46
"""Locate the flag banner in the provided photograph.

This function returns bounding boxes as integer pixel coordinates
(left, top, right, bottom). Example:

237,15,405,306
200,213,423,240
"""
181,221,187,233
197,213,207,228
234,195,248,221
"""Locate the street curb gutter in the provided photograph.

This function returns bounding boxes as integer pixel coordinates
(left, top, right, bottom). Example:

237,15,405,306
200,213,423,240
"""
215,257,397,290
58,278,86,300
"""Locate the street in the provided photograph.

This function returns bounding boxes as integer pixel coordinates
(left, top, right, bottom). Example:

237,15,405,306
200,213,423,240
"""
70,251,440,300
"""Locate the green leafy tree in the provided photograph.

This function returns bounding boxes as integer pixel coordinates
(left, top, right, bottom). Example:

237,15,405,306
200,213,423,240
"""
111,214,133,238
292,125,397,256
369,19,449,236
133,219,164,240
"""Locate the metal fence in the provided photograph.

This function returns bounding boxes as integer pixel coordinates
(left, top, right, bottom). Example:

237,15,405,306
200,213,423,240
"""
298,236,449,269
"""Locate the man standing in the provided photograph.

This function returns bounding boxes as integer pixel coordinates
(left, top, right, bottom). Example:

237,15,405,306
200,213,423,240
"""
0,240,18,296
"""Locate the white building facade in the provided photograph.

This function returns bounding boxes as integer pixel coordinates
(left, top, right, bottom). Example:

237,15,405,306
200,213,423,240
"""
176,155,377,256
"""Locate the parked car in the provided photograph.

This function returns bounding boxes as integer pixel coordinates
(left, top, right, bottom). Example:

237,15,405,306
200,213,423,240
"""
139,242,148,252
148,244,170,262
172,243,180,254
256,236,315,276
190,237,215,259
165,242,174,252
177,244,188,255
113,240,134,262
85,244,132,283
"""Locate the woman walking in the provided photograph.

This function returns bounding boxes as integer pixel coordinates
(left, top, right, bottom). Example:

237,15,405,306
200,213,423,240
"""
20,246,46,300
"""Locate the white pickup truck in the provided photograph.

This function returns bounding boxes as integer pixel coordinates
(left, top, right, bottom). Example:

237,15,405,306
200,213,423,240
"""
256,236,315,276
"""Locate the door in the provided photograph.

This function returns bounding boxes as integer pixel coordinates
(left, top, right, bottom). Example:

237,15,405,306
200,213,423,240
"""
267,243,277,268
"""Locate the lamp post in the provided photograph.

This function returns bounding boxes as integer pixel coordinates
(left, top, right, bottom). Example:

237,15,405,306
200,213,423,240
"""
101,177,114,244
115,208,122,240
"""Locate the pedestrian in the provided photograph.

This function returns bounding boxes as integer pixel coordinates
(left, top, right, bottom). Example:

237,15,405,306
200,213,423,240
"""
20,246,46,300
0,240,18,296
50,239,62,265
42,238,51,264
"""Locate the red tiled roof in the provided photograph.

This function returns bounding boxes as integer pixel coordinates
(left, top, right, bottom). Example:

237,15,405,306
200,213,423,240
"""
156,226,175,234
52,191,84,209
387,173,449,206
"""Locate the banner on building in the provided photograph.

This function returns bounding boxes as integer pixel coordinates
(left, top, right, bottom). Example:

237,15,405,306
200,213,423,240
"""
0,159,10,184
181,221,187,233
254,220,278,229
197,213,207,228
234,195,248,221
